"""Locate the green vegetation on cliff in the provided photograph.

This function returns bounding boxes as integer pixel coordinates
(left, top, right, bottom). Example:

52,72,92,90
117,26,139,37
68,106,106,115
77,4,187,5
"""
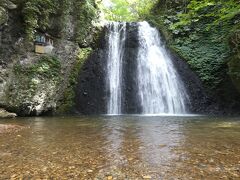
21,0,56,40
13,0,99,43
0,0,101,116
146,0,240,93
6,56,61,115
14,56,61,79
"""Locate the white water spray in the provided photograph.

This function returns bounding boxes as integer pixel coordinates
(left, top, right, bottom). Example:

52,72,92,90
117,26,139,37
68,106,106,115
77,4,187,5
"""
106,21,189,115
106,22,126,115
137,21,189,114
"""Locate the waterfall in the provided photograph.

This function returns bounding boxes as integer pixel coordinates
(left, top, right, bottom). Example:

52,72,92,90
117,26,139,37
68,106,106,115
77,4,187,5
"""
137,22,188,114
106,21,189,115
106,22,126,115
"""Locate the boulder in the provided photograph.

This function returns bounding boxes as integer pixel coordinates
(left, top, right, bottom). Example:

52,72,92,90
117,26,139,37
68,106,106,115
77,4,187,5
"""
0,7,8,25
0,108,17,118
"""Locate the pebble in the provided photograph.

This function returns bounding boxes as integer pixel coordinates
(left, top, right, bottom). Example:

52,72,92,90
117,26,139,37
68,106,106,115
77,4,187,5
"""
107,176,113,180
42,166,47,172
11,174,17,178
159,144,167,148
87,170,93,173
142,175,151,179
209,158,214,163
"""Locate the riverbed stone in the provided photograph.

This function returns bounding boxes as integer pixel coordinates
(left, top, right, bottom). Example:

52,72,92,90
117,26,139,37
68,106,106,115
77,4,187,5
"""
0,124,24,134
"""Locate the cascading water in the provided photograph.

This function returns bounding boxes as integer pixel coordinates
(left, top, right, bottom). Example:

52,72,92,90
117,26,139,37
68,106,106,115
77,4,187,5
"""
106,21,189,115
106,22,126,115
137,22,189,114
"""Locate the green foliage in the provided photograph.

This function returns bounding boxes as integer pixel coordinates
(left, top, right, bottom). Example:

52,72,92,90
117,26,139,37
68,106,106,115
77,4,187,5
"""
172,28,230,88
18,0,99,43
74,0,99,45
100,0,157,21
14,56,61,79
21,0,57,40
136,0,157,20
104,0,136,21
148,0,240,91
168,0,240,34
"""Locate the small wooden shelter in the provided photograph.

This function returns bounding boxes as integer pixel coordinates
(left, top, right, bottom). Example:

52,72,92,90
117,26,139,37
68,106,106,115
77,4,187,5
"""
35,33,54,54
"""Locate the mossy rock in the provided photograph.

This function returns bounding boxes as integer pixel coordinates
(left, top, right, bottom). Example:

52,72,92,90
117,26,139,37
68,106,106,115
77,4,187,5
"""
4,55,62,116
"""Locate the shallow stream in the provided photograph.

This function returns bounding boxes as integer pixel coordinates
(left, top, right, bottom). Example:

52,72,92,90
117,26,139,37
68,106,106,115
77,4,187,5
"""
0,115,240,179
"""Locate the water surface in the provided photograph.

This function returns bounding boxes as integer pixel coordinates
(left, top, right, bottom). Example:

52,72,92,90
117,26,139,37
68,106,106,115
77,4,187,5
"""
0,115,240,179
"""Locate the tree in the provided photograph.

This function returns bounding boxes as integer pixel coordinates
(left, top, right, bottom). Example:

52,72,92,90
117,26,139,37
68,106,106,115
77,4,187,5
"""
101,0,157,21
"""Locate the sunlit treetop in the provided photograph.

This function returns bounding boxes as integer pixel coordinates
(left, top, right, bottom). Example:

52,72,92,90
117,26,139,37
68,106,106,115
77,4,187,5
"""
98,0,157,22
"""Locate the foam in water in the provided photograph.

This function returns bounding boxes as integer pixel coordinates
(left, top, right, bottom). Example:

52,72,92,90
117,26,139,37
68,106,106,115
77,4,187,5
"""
137,21,189,114
106,22,126,115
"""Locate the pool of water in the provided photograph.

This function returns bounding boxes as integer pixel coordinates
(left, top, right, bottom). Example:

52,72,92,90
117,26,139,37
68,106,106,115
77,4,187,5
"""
0,115,240,179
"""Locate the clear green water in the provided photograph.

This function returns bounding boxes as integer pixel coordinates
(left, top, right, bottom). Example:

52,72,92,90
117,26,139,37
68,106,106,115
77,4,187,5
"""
0,115,240,179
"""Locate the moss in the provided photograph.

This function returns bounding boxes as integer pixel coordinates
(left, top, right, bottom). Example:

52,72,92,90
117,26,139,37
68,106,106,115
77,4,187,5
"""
56,48,92,113
74,0,99,46
6,55,61,108
14,56,61,80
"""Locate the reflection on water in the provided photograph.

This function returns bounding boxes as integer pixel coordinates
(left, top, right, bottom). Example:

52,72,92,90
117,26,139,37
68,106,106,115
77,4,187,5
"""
0,116,240,179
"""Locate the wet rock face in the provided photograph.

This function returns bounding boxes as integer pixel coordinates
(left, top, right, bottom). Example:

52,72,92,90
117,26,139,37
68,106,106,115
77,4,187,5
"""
74,30,108,114
122,23,142,113
74,50,108,114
